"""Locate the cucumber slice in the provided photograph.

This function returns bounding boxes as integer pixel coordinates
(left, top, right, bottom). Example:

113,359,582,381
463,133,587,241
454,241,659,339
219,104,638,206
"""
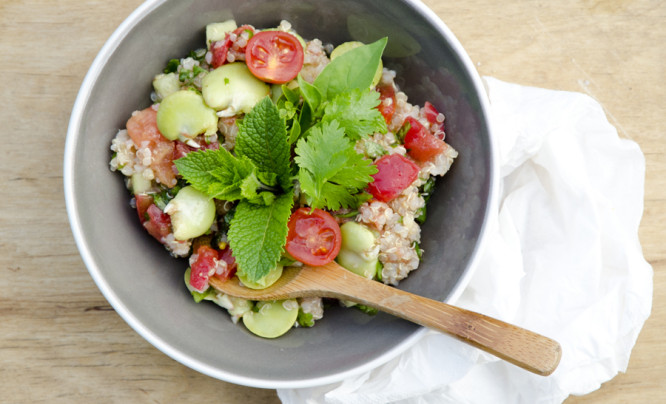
202,62,270,116
340,222,377,255
242,299,298,338
237,264,283,289
130,172,152,194
330,41,382,87
336,249,377,279
156,90,218,140
164,186,216,240
206,20,237,48
152,72,181,101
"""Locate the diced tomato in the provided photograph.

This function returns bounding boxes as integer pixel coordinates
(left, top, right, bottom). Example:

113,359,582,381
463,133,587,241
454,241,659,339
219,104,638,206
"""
286,208,342,266
135,194,154,223
172,139,220,161
126,107,177,187
190,245,219,292
245,31,304,84
143,204,172,242
210,36,233,68
402,117,446,162
377,84,396,124
423,101,444,132
215,245,237,280
367,154,420,202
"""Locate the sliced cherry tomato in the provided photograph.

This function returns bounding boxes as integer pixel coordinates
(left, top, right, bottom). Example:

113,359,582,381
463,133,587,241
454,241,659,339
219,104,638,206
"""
190,245,218,292
143,203,172,242
286,208,342,266
377,84,396,124
245,31,304,84
367,154,420,202
403,117,446,162
423,101,444,132
126,107,176,187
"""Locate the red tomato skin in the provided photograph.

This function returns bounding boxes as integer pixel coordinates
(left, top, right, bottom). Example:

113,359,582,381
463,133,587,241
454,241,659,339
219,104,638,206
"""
190,245,218,292
215,245,237,280
135,194,153,223
210,37,232,68
286,208,342,266
377,84,396,124
143,204,172,242
367,154,420,202
403,117,446,162
423,101,444,132
245,31,304,84
126,107,177,187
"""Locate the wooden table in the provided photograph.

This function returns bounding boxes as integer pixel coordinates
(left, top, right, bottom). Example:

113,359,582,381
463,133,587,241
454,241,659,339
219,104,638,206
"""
1,0,662,402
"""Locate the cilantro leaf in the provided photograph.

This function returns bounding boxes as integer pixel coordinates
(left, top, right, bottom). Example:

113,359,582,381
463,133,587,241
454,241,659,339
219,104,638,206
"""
323,88,387,140
228,191,294,282
174,148,255,201
295,120,377,210
313,37,387,100
235,97,292,190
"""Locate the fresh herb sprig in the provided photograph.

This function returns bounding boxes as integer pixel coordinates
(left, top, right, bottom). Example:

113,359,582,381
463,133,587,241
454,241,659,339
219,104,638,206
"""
175,38,388,282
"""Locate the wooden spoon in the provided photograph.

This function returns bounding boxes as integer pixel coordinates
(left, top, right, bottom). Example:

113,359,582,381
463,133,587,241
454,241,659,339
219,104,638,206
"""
209,261,562,376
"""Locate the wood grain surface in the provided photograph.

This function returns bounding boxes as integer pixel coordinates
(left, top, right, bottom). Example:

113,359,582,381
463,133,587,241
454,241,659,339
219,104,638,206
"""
0,0,662,402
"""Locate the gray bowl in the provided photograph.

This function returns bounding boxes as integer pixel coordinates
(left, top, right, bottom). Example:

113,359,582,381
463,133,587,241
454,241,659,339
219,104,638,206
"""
64,0,498,389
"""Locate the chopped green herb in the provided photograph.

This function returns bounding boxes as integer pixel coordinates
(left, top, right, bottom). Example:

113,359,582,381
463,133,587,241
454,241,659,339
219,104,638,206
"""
412,241,423,261
164,58,180,74
297,310,315,327
355,304,378,315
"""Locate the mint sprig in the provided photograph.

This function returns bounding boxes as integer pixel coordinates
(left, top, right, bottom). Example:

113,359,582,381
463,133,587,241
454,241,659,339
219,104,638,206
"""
236,97,292,190
228,192,294,282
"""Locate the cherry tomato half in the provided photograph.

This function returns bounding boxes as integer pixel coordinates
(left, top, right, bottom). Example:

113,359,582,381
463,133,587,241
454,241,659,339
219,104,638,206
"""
286,208,342,266
403,116,446,162
366,154,420,202
245,31,304,84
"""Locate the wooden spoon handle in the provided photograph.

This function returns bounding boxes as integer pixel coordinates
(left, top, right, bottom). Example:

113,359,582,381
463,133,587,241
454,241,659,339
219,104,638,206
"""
320,265,562,376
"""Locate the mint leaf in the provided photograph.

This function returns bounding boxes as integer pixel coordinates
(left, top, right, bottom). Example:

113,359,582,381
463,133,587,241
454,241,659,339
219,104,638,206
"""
227,191,294,282
323,88,387,140
235,97,292,190
174,148,256,201
313,37,387,100
295,120,377,210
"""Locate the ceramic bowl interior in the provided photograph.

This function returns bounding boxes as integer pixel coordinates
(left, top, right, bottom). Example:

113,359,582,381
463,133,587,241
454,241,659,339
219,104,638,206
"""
65,0,496,388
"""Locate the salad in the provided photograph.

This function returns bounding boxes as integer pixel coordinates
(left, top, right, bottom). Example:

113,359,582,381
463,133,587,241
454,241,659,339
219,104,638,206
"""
109,20,457,338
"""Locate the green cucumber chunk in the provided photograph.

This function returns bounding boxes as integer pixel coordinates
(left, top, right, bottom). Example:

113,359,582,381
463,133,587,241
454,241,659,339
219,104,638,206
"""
336,222,379,279
156,90,218,140
330,41,382,88
202,62,270,116
237,264,283,290
165,186,216,240
336,249,377,279
242,299,298,338
131,173,152,194
206,20,237,47
340,221,377,255
152,72,181,101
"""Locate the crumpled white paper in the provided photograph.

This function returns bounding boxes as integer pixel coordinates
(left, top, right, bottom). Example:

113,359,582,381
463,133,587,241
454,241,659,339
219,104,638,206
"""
277,77,653,404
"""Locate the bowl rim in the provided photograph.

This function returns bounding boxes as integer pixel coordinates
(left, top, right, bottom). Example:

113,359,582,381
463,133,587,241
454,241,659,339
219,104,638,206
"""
63,0,499,389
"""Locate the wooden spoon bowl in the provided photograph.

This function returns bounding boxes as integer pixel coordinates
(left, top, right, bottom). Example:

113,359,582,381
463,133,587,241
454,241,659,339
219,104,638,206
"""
209,261,562,376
